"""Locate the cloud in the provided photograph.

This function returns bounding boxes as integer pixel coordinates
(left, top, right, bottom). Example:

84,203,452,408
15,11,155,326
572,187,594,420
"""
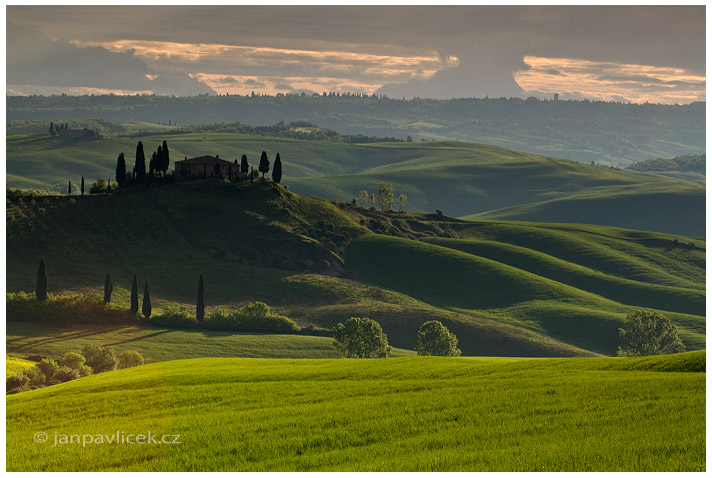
274,83,293,91
6,21,215,96
516,56,705,104
6,6,705,102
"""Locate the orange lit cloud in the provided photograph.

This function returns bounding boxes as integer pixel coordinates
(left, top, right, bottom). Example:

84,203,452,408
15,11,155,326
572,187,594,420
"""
73,39,459,95
515,56,705,104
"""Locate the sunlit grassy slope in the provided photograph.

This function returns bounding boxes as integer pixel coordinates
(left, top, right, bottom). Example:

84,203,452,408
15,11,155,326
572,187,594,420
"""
7,181,705,356
6,134,705,235
6,352,705,472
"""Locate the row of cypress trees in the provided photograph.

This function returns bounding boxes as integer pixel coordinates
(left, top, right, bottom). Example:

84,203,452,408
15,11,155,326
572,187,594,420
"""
35,259,206,323
115,140,170,187
127,273,205,321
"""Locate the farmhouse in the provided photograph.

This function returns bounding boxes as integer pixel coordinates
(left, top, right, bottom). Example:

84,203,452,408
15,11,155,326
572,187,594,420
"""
173,155,242,178
58,128,96,138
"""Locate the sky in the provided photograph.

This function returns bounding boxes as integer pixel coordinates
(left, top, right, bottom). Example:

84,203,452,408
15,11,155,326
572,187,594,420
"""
5,5,706,103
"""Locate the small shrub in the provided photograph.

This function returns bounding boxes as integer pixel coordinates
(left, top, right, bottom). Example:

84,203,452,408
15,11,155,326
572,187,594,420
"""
49,366,81,385
24,367,47,389
89,178,107,194
149,305,199,329
59,351,92,376
6,374,29,393
203,302,300,333
82,344,118,373
6,292,139,325
37,358,59,383
118,351,144,369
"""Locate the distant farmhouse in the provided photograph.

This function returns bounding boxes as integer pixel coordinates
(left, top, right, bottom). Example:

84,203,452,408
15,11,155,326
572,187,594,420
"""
58,128,96,138
174,155,243,179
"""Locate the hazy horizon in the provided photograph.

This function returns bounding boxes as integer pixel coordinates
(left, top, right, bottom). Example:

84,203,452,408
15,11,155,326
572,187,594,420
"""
6,5,706,104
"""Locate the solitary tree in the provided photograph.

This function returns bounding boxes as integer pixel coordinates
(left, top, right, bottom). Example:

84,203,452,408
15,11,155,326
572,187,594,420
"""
103,273,113,304
135,141,146,183
130,273,139,314
36,258,48,301
333,317,392,358
367,193,376,208
240,154,249,174
617,310,686,356
196,274,205,323
415,320,461,356
357,190,369,208
116,153,126,188
68,181,72,195
142,281,152,319
377,182,394,211
272,153,283,183
397,193,408,212
81,176,85,196
258,151,270,178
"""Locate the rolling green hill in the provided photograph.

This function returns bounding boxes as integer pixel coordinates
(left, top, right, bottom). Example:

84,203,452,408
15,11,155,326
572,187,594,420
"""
6,181,705,356
6,353,705,471
6,133,705,235
344,234,705,355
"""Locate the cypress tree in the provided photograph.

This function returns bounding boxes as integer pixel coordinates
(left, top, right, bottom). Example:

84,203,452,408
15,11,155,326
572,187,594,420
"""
68,181,71,195
272,153,283,183
149,152,156,183
162,140,170,175
103,274,113,303
107,178,111,193
135,141,146,183
142,281,152,319
81,176,85,196
249,166,254,183
197,274,205,323
258,151,270,178
156,146,163,177
36,258,48,301
130,273,139,314
116,152,126,187
240,154,249,174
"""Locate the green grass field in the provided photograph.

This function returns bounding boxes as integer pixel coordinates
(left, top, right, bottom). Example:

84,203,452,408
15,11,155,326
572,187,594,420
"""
5,321,416,362
6,352,705,471
6,133,705,235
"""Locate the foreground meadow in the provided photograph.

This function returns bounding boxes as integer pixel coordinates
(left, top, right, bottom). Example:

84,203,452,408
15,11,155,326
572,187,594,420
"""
6,352,705,472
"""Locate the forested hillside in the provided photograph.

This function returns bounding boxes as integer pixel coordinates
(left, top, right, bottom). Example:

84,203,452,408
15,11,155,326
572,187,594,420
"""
7,95,705,166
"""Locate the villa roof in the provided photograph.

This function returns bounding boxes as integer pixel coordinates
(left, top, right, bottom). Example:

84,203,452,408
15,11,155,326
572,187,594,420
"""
174,155,235,166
